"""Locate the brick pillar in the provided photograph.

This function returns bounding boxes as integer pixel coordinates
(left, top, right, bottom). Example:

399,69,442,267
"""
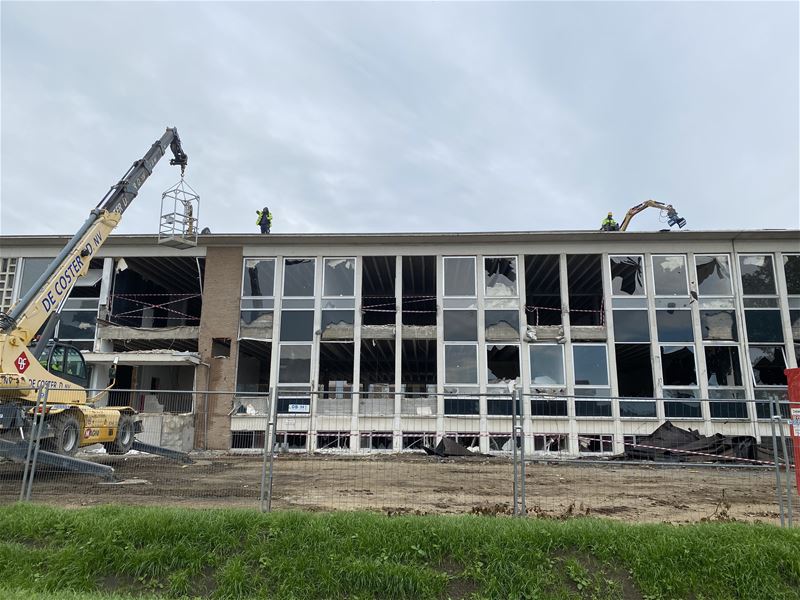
196,246,243,450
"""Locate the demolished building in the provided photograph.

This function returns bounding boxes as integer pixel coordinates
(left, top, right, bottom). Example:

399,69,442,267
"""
0,229,798,456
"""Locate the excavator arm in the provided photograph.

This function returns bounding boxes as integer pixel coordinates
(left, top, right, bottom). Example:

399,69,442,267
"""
618,199,687,232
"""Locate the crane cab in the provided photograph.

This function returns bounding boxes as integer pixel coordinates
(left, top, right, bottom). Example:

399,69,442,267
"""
37,342,89,388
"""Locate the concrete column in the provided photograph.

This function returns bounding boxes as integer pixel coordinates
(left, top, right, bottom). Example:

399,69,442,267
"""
394,255,402,450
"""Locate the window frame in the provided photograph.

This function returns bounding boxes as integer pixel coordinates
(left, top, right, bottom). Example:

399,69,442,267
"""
651,254,689,297
443,256,477,298
483,255,519,298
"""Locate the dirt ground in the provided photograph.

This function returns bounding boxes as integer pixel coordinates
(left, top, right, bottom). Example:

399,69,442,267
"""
0,452,787,524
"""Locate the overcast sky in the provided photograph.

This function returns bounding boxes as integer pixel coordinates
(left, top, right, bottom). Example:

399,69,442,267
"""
1,1,798,237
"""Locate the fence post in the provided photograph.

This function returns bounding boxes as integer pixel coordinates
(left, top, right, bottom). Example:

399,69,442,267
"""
20,385,49,502
776,408,793,527
511,388,519,516
264,386,279,512
516,389,526,516
769,395,786,527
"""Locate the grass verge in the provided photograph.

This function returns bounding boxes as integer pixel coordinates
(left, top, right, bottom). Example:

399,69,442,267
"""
0,503,798,599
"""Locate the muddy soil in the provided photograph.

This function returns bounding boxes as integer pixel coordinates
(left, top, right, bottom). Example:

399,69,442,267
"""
0,453,784,524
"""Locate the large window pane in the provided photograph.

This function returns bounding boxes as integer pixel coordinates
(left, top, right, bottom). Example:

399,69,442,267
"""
444,310,478,341
619,401,657,417
283,259,315,296
444,257,475,296
661,346,697,386
613,310,650,342
784,255,800,295
748,346,787,386
485,257,517,297
236,339,271,394
610,256,645,296
19,257,52,297
572,345,608,386
695,256,732,296
445,345,477,384
529,345,565,386
656,310,694,342
739,255,776,295
242,259,275,297
652,256,688,296
744,311,783,343
278,345,311,383
705,346,742,387
279,311,314,341
700,310,738,341
323,258,355,297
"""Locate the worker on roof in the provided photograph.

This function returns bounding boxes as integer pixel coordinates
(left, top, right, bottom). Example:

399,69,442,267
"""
600,212,619,231
256,206,273,234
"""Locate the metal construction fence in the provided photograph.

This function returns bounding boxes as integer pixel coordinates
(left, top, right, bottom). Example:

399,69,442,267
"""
1,385,798,526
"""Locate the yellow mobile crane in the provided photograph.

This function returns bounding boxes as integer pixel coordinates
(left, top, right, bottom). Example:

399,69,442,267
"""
617,199,687,232
0,128,188,456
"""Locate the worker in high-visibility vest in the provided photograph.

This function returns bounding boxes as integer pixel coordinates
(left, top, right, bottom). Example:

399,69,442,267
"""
600,212,619,231
256,207,273,234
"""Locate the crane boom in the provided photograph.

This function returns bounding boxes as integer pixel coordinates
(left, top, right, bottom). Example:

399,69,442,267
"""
0,128,187,346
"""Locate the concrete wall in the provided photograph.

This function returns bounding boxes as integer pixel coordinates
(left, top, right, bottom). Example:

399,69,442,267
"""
196,246,243,449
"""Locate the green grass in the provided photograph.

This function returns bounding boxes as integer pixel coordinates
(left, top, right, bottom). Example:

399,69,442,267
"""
0,503,798,600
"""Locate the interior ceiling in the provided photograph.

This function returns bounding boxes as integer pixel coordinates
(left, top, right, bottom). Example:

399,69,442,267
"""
402,256,435,296
362,256,396,295
525,255,560,294
360,338,395,365
239,338,271,358
121,256,204,293
319,341,355,365
567,254,603,293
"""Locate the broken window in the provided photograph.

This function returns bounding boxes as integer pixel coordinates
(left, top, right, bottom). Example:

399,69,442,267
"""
231,431,265,450
567,254,603,326
362,256,396,326
656,309,694,342
663,390,701,419
444,310,477,341
705,346,743,387
785,254,800,294
652,255,688,296
613,310,649,342
489,435,513,452
533,434,568,452
755,389,791,420
744,310,784,343
615,343,654,398
444,344,478,384
242,259,275,297
487,345,520,384
402,432,435,450
525,255,561,326
58,299,98,342
318,342,354,395
402,256,436,327
709,388,748,419
485,310,519,340
212,338,231,358
323,258,355,297
278,345,311,384
444,257,475,297
529,344,564,386
275,432,308,451
240,299,274,340
320,310,354,339
610,256,645,296
700,310,737,341
484,257,517,297
739,255,776,295
317,432,350,450
235,339,271,395
578,434,613,453
661,345,697,386
748,345,787,386
695,255,732,296
279,310,314,341
360,432,393,450
283,258,315,296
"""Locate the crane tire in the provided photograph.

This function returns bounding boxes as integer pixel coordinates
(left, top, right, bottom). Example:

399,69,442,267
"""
44,414,81,456
103,414,135,455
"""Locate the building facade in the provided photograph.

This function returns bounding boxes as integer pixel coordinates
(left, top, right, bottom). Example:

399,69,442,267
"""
2,229,799,456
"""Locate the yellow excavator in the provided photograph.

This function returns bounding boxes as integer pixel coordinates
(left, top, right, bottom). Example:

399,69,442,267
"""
0,128,188,455
604,200,687,232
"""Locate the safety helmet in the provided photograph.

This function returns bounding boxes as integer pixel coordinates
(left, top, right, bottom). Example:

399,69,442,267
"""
607,212,613,217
